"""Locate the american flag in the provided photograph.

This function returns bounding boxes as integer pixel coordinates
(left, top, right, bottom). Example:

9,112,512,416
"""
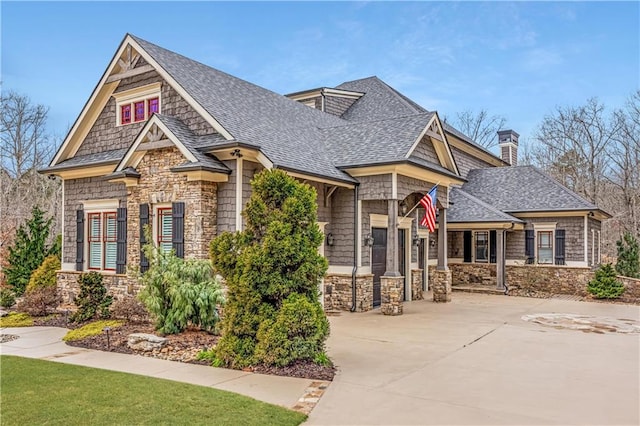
419,186,437,232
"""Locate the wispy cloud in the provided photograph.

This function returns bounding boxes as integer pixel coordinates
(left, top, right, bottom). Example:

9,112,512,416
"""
520,47,563,73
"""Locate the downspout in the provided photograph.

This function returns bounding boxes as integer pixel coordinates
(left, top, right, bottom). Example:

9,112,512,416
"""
351,185,359,312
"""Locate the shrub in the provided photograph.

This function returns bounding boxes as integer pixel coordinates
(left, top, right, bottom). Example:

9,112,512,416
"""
0,287,16,308
5,207,59,296
616,232,640,279
26,255,60,293
17,286,61,316
63,320,124,341
110,297,149,323
210,169,329,368
70,272,112,323
588,263,625,299
0,312,33,327
138,229,225,334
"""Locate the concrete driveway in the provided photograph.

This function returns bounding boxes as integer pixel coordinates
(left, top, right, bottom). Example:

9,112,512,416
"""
308,293,640,425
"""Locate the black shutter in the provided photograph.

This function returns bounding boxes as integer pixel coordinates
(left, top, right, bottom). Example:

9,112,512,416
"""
139,204,149,273
172,202,185,259
525,230,535,264
463,231,472,263
116,207,127,274
490,230,497,264
76,210,84,271
555,229,566,265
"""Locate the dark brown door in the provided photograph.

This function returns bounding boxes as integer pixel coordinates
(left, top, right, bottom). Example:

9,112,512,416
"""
371,228,387,307
398,229,406,301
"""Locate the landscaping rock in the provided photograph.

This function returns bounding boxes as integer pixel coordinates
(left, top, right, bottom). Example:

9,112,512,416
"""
127,333,168,351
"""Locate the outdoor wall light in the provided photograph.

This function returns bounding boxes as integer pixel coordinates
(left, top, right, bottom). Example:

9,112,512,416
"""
326,232,335,246
412,234,421,247
429,238,436,248
399,200,408,215
364,233,375,247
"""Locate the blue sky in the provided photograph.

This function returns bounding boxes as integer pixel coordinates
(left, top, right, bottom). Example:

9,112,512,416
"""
2,1,638,155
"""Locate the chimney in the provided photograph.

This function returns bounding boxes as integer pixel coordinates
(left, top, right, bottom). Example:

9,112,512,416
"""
498,129,519,166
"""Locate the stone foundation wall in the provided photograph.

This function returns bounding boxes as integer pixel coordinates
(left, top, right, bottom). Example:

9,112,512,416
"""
617,276,640,304
411,269,423,300
381,276,403,315
506,265,592,297
432,269,452,302
450,263,496,287
57,271,143,305
324,273,374,312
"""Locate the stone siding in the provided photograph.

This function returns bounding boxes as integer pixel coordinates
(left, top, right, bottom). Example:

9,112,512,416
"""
411,269,424,300
410,135,439,166
76,71,215,156
326,188,355,267
618,276,640,304
324,273,374,312
450,263,496,286
450,145,493,179
126,147,217,271
432,269,452,302
506,265,592,297
63,178,127,264
57,271,141,304
381,276,404,315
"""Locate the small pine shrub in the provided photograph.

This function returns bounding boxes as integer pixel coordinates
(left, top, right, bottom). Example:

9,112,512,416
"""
588,263,625,299
70,272,112,323
17,286,61,316
0,287,16,308
110,297,149,323
616,232,640,279
63,320,124,341
0,312,33,327
26,255,60,293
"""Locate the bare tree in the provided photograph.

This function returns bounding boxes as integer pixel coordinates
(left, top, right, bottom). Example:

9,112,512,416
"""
447,109,507,149
0,91,61,283
533,98,617,205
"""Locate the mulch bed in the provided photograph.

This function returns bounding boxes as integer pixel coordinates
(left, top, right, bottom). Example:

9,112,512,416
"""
37,313,335,381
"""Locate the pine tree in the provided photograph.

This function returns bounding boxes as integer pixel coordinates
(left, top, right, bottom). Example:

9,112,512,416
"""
5,206,57,295
588,263,625,299
615,232,640,279
210,169,329,368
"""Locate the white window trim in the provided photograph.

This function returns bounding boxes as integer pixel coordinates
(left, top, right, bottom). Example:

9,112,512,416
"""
83,199,120,273
533,222,556,265
474,231,490,263
114,82,162,126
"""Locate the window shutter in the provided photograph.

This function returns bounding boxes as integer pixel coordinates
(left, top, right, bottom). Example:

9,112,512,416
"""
490,230,497,264
555,230,566,265
76,210,84,271
172,202,185,259
139,204,149,273
116,208,127,274
525,230,535,264
463,231,472,263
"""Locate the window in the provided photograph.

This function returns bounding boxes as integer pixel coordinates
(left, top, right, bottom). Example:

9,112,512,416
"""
148,98,159,115
88,212,117,270
537,231,553,264
134,101,145,122
157,208,173,254
475,231,489,262
114,83,162,126
121,105,131,125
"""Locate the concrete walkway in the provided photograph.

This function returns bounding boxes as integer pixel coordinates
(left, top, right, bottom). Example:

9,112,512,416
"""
0,326,317,410
309,293,640,425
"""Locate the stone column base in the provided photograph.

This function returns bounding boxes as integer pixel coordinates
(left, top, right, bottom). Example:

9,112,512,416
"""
432,269,452,303
411,269,424,300
381,276,404,316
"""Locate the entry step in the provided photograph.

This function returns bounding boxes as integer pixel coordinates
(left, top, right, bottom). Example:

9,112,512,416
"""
452,285,506,295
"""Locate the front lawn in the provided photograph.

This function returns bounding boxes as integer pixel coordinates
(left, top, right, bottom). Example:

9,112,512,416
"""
0,356,306,426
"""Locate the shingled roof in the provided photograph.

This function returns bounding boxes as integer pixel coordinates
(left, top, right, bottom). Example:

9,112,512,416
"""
463,166,601,213
446,188,523,223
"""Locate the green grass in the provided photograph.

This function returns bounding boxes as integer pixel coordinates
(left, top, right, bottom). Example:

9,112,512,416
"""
0,356,307,426
62,320,124,341
0,312,33,327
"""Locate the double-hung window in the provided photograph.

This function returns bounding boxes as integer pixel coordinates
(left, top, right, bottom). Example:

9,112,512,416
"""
157,208,173,254
537,231,553,264
475,231,489,262
88,212,117,270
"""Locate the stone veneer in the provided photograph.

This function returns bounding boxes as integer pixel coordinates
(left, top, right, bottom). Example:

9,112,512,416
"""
381,276,404,315
618,276,640,304
432,269,452,302
450,263,497,287
506,265,592,297
411,269,424,300
57,271,142,304
324,273,373,312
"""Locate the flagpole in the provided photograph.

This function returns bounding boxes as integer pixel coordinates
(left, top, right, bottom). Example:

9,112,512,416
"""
398,182,440,223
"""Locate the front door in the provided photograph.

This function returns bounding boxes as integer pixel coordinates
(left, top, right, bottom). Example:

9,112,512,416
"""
371,228,387,307
398,228,406,301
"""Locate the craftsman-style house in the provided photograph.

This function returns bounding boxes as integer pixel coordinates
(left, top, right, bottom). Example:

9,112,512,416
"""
42,34,610,312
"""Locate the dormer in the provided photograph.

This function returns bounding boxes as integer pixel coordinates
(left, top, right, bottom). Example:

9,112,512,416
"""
286,87,364,117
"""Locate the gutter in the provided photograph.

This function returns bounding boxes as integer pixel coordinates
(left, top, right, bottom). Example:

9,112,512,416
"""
351,185,359,312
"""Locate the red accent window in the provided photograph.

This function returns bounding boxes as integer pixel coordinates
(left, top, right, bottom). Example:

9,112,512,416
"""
121,105,131,124
148,98,159,116
134,101,145,122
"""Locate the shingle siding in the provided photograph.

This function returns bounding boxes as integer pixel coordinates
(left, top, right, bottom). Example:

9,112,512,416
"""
358,174,393,200
410,136,440,166
75,70,215,156
361,200,387,267
326,187,356,266
62,178,127,263
325,95,358,117
450,145,493,179
519,216,585,262
216,160,237,234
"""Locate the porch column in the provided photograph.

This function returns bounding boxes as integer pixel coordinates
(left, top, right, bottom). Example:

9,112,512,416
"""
437,206,448,271
384,199,400,276
496,229,505,291
433,205,452,302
